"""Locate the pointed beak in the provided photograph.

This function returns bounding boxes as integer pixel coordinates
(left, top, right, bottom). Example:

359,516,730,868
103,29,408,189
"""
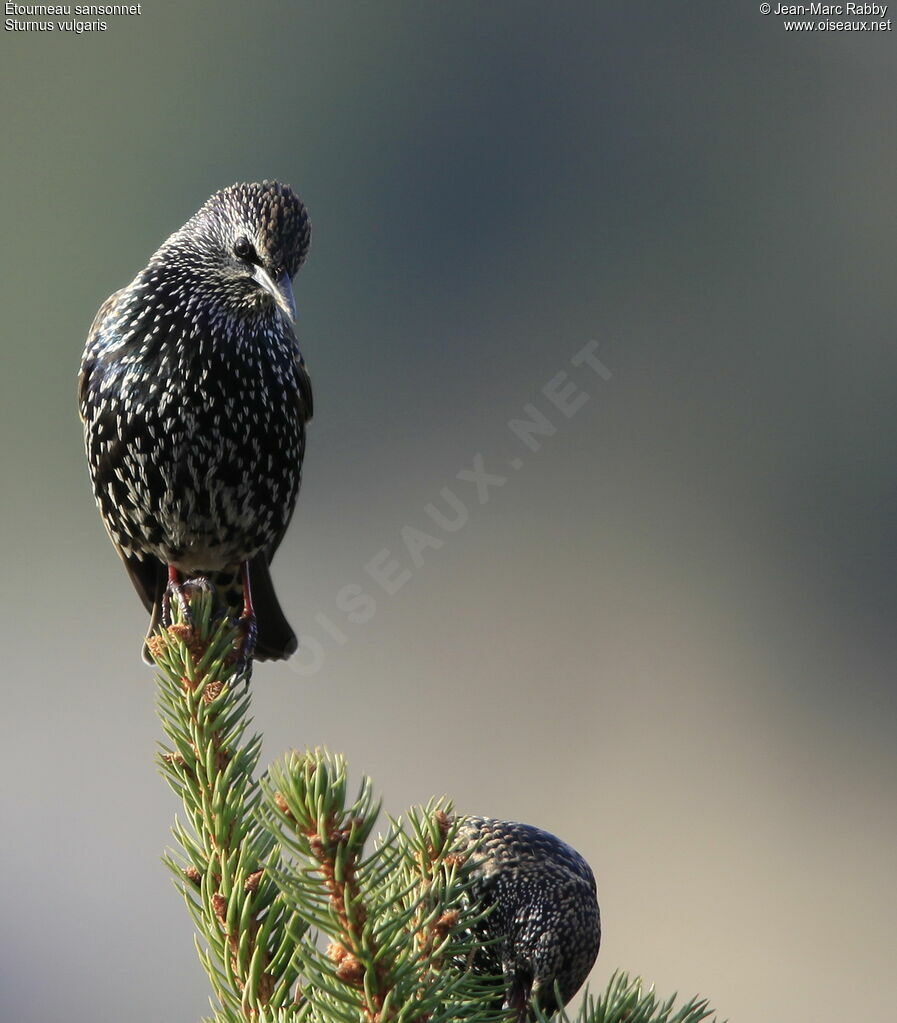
252,264,297,322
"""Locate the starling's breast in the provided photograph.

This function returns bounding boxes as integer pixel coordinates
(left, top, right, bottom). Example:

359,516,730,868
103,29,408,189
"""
156,334,304,565
85,289,308,570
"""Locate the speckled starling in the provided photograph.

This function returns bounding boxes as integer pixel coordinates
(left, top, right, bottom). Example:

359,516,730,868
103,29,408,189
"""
458,816,601,1021
78,181,313,661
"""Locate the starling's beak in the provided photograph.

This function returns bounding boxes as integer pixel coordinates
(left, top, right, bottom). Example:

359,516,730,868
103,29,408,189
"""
252,265,297,322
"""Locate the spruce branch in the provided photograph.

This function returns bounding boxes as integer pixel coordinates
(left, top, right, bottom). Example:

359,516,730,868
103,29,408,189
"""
153,588,306,1022
149,587,723,1023
535,971,720,1023
257,753,503,1023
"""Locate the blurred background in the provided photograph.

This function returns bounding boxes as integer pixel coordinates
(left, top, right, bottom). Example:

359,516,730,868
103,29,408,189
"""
2,3,896,1020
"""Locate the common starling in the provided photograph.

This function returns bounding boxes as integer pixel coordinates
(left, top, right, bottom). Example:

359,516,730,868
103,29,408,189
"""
78,181,313,661
458,816,601,1021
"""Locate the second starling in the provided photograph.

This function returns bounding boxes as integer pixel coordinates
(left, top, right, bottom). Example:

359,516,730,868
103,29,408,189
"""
78,181,313,661
458,816,601,1021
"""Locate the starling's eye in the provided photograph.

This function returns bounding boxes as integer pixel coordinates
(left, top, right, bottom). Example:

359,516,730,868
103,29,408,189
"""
233,237,255,261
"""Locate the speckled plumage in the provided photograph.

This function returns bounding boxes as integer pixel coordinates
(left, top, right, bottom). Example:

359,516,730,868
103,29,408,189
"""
78,181,313,660
458,816,601,1020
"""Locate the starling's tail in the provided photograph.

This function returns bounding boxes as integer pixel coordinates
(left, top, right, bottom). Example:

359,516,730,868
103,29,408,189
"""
141,554,298,664
244,553,299,662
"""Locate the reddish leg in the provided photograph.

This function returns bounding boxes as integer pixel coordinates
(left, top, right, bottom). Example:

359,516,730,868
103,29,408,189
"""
507,977,532,1023
241,560,254,619
237,560,258,663
162,564,196,628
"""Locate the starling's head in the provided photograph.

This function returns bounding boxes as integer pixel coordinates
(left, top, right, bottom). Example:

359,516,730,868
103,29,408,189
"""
158,180,311,323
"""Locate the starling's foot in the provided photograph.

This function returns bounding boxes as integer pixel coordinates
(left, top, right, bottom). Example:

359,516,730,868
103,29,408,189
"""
182,575,218,608
231,559,257,678
163,574,217,629
182,575,214,593
507,978,531,1023
162,577,195,629
228,612,257,687
237,611,258,664
234,655,253,689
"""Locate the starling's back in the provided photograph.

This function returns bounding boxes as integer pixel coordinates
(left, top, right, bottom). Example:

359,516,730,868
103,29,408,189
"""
79,181,313,661
459,816,601,1020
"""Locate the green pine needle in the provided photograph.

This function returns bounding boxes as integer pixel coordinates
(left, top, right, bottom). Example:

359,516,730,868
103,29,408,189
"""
149,586,723,1023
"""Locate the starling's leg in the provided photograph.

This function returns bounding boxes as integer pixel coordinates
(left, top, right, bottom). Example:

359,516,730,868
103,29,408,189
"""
236,560,258,665
506,977,532,1023
162,565,196,629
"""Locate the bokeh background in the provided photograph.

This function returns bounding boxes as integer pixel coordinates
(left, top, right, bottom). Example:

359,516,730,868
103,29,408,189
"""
2,3,896,1020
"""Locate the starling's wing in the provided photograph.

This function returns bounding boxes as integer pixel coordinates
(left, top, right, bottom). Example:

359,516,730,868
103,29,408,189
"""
78,288,126,419
80,287,168,621
138,557,173,664
264,353,313,564
296,351,314,421
121,551,165,615
251,352,311,661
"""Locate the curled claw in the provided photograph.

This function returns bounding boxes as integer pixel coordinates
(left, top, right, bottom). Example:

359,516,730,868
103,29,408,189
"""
182,576,217,602
161,571,220,629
